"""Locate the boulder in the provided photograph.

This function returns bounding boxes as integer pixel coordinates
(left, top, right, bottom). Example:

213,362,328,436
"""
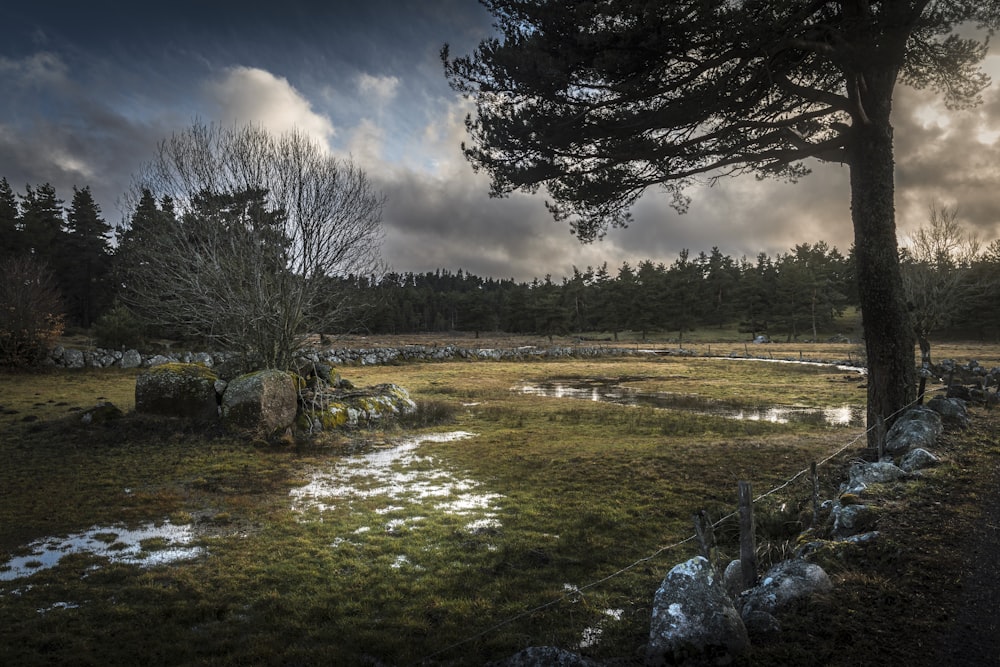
740,559,832,617
885,407,943,454
722,559,746,600
646,556,748,666
221,369,299,434
925,396,970,429
842,461,908,495
742,610,782,641
190,351,214,368
145,354,172,368
80,401,124,425
302,383,416,430
135,363,220,421
899,447,940,473
120,349,143,369
832,503,877,538
63,348,85,369
488,646,602,667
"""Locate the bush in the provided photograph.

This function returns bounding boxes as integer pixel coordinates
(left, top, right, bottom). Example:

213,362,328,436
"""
93,301,145,349
0,257,64,367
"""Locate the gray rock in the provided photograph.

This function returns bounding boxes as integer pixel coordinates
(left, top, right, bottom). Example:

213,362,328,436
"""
842,531,881,545
62,348,85,369
832,504,876,538
488,646,602,667
742,610,782,640
646,556,748,666
80,401,123,425
145,354,172,368
899,447,940,473
842,461,908,494
221,369,298,435
190,352,214,367
740,559,832,617
120,349,143,369
135,363,220,422
722,559,745,600
885,407,943,454
925,396,970,429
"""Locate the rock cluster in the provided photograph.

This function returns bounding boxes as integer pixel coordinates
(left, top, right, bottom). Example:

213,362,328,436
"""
493,385,974,666
132,363,416,435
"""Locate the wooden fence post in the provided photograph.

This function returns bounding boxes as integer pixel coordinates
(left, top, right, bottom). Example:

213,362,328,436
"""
811,461,820,527
693,509,717,572
738,481,758,590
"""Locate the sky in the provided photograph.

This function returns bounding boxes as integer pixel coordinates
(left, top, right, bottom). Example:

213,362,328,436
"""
2,1,1000,282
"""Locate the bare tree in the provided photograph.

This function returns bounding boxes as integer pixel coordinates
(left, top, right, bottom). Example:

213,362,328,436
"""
902,202,981,339
0,256,64,367
901,202,980,398
121,123,385,369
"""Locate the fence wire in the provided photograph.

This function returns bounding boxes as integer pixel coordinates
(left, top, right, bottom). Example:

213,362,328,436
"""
412,394,924,665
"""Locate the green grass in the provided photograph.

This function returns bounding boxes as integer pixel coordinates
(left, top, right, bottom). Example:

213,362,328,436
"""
0,351,971,665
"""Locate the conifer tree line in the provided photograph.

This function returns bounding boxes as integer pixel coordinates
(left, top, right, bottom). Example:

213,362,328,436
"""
2,175,1000,350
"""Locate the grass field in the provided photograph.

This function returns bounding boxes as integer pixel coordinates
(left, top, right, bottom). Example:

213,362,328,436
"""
0,341,996,665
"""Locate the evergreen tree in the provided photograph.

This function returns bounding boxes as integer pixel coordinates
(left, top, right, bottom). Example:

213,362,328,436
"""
63,186,113,327
19,183,66,269
0,178,20,257
446,0,1000,446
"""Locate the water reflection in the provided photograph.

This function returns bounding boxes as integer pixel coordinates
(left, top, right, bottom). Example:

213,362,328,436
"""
515,380,863,427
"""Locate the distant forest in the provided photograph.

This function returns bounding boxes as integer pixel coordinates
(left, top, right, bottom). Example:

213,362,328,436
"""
3,177,1000,348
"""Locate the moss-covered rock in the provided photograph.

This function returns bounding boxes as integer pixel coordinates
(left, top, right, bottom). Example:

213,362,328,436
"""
135,362,220,422
300,383,417,431
221,369,298,435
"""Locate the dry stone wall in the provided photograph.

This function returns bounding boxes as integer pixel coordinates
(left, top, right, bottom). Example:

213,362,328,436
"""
45,344,644,369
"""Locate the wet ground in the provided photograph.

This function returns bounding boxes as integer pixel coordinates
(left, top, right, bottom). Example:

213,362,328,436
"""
514,377,865,427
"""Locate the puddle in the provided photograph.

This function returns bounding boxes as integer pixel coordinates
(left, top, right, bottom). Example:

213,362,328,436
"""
290,431,504,536
0,521,203,581
515,379,864,427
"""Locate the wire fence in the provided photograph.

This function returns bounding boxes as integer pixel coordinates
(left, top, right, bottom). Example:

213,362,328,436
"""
412,394,924,665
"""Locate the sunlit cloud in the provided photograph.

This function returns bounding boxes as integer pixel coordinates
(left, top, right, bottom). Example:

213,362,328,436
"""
204,66,336,146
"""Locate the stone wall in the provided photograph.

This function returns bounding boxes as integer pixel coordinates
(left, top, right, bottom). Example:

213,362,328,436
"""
44,343,645,369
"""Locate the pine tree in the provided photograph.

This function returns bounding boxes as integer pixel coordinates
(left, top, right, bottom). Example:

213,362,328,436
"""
19,183,66,268
0,178,20,258
64,186,113,327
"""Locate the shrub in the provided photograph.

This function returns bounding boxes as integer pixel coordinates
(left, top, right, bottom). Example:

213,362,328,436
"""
0,256,64,366
93,301,145,349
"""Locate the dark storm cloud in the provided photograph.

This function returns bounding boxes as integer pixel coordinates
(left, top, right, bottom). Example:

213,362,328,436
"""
1,3,998,278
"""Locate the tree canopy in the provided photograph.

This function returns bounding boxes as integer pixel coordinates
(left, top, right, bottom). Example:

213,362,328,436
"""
119,123,385,369
444,0,1000,444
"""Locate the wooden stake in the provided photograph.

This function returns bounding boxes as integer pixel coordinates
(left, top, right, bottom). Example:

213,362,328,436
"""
811,461,820,527
738,481,758,590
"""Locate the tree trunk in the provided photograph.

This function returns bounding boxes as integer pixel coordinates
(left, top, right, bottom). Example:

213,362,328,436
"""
849,107,916,449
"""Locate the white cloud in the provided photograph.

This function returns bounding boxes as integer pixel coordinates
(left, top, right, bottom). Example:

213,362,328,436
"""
356,73,400,108
345,117,388,170
204,66,336,146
